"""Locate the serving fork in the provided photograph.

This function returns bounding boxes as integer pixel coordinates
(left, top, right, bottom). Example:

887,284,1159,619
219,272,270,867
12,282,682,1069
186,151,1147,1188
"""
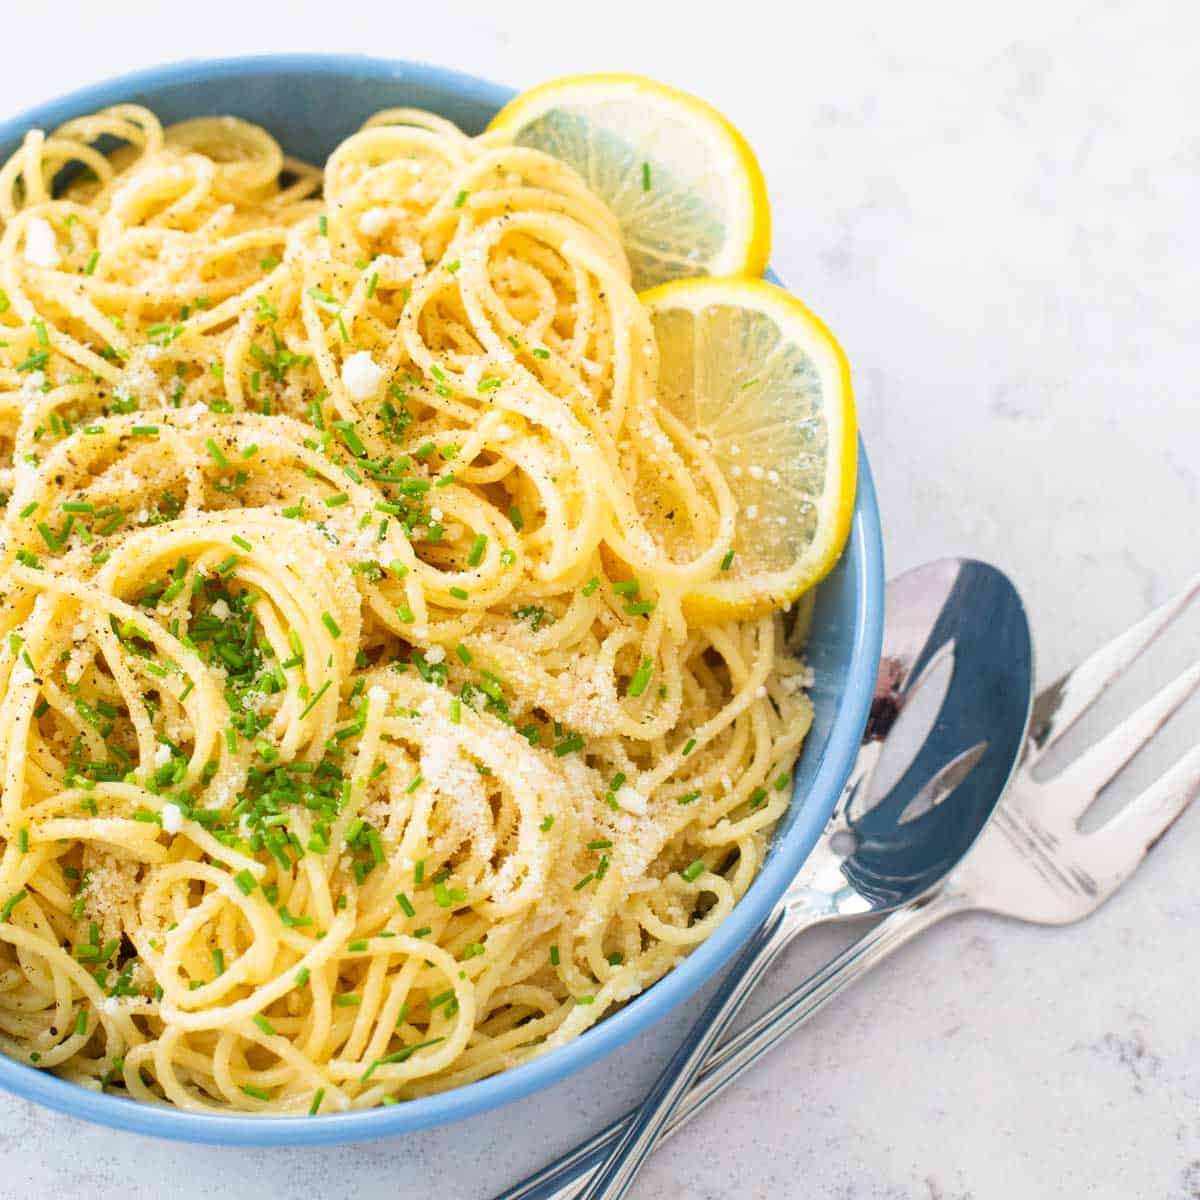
503,571,1200,1200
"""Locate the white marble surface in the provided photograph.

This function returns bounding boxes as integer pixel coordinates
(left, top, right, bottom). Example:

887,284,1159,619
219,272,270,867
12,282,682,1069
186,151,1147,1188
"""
1,2,1197,1196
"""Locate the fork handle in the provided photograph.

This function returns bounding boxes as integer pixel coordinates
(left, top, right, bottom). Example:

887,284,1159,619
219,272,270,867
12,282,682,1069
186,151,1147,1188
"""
496,889,970,1200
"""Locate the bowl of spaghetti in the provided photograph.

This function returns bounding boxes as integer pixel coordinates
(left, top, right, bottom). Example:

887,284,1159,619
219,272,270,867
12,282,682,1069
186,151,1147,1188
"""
0,56,883,1144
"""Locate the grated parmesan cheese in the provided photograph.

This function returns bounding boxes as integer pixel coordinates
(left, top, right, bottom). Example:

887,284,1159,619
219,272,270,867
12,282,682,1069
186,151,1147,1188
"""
341,350,386,400
24,217,60,267
615,785,647,815
358,207,389,235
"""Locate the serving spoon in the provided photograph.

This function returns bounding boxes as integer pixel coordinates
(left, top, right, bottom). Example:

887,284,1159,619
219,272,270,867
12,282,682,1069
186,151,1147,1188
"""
499,557,1033,1200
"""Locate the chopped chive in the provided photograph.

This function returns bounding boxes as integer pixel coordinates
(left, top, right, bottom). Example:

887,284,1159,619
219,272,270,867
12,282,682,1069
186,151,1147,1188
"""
332,420,367,457
681,860,705,882
83,251,99,276
774,772,790,791
335,993,361,1007
626,657,654,698
361,1036,444,1081
308,1087,325,1115
467,533,487,566
720,549,736,571
550,944,560,966
241,1084,271,1101
320,613,341,639
233,869,257,895
453,189,469,208
641,161,651,191
531,347,550,360
204,439,229,468
294,966,310,987
582,576,600,597
396,892,415,918
212,948,225,976
129,425,159,437
449,698,461,724
299,679,332,718
455,643,472,665
682,738,697,756
317,215,328,237
624,601,655,617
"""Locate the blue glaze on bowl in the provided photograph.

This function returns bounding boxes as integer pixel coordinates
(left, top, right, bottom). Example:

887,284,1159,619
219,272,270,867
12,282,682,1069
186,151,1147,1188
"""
0,55,885,1145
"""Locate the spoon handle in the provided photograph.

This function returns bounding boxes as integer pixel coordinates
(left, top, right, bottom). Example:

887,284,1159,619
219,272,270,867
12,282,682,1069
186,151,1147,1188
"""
496,890,969,1200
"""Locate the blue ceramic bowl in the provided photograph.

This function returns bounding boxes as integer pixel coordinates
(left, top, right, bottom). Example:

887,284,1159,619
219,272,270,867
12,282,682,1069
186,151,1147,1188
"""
0,55,885,1145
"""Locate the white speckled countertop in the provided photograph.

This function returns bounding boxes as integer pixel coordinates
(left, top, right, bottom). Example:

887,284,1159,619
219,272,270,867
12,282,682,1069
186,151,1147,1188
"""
2,3,1197,1196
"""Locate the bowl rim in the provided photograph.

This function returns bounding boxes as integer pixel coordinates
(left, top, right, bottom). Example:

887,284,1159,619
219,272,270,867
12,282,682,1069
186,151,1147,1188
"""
0,53,885,1145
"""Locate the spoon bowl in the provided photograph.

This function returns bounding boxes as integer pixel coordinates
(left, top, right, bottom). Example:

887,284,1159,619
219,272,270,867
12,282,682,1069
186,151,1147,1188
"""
812,558,1035,913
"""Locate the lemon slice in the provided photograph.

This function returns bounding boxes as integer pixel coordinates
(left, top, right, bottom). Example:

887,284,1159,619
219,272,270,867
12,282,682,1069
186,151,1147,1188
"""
488,73,770,290
642,277,857,622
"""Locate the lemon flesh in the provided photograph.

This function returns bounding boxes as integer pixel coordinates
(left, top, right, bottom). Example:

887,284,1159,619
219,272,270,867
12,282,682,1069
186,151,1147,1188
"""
489,73,770,290
642,278,857,621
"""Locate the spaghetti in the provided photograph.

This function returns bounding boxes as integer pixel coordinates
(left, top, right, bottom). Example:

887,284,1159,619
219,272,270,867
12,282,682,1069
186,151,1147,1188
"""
0,104,813,1113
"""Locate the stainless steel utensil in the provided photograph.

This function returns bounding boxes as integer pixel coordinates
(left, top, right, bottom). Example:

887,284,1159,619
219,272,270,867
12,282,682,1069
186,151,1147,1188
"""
500,557,1035,1200
505,570,1200,1200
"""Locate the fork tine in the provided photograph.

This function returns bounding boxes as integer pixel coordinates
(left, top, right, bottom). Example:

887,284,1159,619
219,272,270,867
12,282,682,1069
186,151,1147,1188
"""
1027,573,1200,764
1087,739,1200,863
1050,659,1200,817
